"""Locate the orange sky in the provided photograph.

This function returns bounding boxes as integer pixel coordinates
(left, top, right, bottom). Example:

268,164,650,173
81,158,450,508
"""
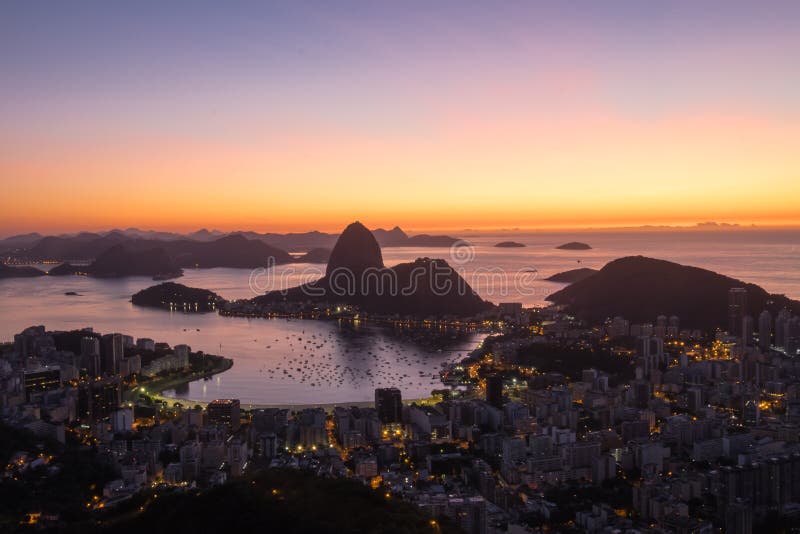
2,2,799,235
2,110,798,235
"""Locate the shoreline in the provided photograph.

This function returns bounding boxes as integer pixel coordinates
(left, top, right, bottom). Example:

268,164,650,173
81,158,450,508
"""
153,394,437,412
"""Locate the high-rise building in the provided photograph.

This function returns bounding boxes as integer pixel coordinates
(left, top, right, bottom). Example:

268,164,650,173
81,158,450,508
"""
208,399,241,431
81,336,101,376
101,333,124,375
485,375,503,409
88,377,122,421
758,310,772,350
728,288,748,337
136,338,156,351
742,315,754,346
374,387,403,424
776,309,791,348
637,336,664,377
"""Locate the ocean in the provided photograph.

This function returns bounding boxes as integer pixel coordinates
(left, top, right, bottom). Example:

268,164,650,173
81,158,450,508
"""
1,228,797,404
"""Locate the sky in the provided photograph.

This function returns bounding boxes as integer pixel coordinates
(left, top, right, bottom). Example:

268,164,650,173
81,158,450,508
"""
1,1,799,235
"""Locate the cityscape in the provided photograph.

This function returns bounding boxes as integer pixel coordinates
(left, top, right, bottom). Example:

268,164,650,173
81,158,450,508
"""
2,2,800,534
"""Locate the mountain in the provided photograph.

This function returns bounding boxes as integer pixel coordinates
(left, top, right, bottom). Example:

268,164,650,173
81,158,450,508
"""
16,233,293,270
47,262,84,276
0,232,43,251
254,222,491,316
403,234,460,247
372,225,408,245
495,241,525,248
545,267,598,283
325,221,384,276
556,241,592,250
186,228,226,241
0,263,45,278
132,282,225,312
22,232,129,260
92,469,461,534
169,235,293,268
296,247,331,263
5,226,462,262
546,256,798,330
88,245,182,278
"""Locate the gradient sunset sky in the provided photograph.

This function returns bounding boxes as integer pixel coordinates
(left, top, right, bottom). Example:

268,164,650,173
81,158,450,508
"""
1,1,799,235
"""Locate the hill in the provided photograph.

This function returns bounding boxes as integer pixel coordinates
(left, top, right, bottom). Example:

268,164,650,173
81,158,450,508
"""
88,245,182,278
169,234,293,268
89,469,460,534
132,282,225,312
296,247,331,263
495,241,525,248
545,268,598,283
546,256,798,330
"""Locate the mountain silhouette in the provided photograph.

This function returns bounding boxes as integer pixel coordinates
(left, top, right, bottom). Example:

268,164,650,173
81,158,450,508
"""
325,221,384,276
546,256,798,330
88,244,182,278
255,223,490,316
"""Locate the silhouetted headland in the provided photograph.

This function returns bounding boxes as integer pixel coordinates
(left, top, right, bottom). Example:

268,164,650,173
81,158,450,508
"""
546,255,798,330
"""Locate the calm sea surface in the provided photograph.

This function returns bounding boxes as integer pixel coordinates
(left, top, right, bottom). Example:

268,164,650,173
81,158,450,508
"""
1,229,797,404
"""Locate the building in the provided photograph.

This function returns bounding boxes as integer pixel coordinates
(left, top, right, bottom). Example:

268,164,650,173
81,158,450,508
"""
80,336,101,376
728,288,748,337
23,367,61,400
101,333,124,375
758,310,772,350
136,338,156,351
80,377,122,421
375,387,402,424
486,375,503,409
207,399,241,431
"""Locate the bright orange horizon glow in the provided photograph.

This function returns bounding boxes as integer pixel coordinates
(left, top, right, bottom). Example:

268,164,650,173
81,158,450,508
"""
3,110,799,236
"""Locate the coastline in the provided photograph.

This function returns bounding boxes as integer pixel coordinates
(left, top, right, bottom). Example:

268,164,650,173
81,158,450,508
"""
152,395,436,412
126,356,233,404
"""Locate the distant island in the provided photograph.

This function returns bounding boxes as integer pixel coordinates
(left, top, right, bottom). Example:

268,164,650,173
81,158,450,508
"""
132,282,226,312
494,241,525,248
546,255,798,330
556,241,592,250
544,267,598,283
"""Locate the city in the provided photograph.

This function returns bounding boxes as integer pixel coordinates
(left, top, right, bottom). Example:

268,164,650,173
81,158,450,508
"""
2,286,800,532
2,2,800,533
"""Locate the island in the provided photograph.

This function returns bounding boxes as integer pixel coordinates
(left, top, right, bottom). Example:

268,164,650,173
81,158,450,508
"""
544,267,598,283
253,221,492,316
494,241,526,248
132,282,226,312
556,241,592,250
